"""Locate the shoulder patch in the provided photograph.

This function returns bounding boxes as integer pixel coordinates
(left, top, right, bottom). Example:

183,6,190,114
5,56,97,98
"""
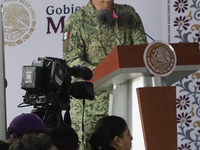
63,24,72,53
63,25,72,41
63,31,69,41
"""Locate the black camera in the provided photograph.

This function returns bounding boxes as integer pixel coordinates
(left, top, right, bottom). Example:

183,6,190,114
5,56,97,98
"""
20,57,94,107
19,57,94,128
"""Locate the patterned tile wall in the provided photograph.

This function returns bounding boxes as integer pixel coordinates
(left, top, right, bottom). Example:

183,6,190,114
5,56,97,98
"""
169,1,200,149
173,70,200,150
169,0,200,47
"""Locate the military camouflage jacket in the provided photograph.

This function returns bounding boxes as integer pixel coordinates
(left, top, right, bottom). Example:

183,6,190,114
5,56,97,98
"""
63,0,148,116
62,0,149,118
62,0,148,119
63,1,147,70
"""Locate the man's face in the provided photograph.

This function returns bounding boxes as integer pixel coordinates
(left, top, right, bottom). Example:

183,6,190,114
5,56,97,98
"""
91,0,114,10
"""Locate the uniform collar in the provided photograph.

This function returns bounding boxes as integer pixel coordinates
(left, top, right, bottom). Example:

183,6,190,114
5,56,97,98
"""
86,1,98,16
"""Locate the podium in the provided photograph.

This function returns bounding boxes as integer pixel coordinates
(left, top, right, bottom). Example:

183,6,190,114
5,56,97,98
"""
90,43,200,150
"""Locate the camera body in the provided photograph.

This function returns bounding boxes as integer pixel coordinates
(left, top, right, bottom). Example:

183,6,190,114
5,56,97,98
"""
21,57,71,107
20,57,94,128
21,57,94,108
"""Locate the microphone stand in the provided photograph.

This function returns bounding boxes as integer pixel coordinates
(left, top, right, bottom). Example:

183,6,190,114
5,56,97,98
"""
107,22,123,45
137,27,155,42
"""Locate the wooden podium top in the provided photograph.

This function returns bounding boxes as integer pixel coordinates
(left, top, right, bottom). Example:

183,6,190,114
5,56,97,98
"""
90,43,200,89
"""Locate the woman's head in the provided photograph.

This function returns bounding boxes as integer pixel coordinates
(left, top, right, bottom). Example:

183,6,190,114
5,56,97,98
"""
89,116,132,150
48,124,79,150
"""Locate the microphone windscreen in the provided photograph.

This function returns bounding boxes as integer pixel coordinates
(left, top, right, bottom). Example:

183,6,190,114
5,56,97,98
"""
68,65,93,80
96,8,114,26
118,11,137,28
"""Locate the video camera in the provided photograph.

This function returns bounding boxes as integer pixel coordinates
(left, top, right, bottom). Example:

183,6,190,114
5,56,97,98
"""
19,57,94,128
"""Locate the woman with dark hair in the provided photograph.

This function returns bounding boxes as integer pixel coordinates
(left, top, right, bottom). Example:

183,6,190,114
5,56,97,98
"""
48,124,80,150
89,116,133,150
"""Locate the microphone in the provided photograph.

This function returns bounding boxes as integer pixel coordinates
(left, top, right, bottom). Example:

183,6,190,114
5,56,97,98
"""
118,11,155,42
45,57,93,81
67,65,93,81
96,8,123,45
118,11,137,28
96,8,114,26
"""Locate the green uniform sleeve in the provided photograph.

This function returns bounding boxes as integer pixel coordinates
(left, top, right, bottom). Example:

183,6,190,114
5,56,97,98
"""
63,15,96,71
132,11,148,45
126,5,148,45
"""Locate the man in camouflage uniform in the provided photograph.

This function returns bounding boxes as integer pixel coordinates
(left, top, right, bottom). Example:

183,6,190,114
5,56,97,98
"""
63,0,147,150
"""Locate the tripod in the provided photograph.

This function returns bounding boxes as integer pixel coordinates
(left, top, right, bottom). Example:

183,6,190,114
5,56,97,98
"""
31,100,71,129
